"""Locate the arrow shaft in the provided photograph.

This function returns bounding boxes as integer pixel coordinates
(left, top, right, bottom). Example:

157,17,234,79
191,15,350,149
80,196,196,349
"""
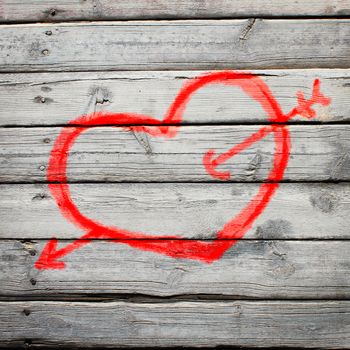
213,125,274,167
52,236,93,260
50,231,233,264
51,227,179,261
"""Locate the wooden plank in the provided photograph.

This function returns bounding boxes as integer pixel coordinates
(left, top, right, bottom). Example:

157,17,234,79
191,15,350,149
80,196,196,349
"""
0,183,348,240
0,20,349,72
1,300,349,348
2,240,350,299
1,125,349,182
0,69,349,126
1,0,350,22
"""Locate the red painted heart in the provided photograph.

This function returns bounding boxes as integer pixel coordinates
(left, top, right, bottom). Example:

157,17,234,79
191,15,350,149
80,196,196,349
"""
35,70,330,269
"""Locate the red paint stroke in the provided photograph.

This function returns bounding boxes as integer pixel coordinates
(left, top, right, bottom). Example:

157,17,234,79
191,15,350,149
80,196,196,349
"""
35,72,330,269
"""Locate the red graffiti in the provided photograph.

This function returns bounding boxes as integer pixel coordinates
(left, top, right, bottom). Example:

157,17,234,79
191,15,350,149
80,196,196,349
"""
35,71,330,269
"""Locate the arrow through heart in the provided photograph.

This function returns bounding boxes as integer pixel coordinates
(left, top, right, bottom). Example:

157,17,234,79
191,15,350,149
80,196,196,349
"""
35,71,331,270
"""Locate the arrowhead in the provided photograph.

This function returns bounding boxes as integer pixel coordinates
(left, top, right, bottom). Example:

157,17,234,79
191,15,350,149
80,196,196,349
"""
311,79,331,107
203,149,231,181
34,238,66,270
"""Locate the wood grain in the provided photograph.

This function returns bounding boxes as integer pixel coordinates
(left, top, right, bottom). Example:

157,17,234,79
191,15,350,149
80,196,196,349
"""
0,69,349,126
0,20,349,72
0,2,349,348
1,300,350,348
1,0,350,22
2,240,350,299
1,125,349,182
0,183,348,239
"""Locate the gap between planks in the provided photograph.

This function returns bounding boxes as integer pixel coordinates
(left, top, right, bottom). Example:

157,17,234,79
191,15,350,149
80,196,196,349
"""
8,238,350,241
2,295,350,302
0,181,347,185
1,121,350,128
2,15,350,24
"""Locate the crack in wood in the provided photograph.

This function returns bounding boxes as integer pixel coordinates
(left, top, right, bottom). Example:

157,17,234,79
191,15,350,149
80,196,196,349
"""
130,128,153,155
239,18,257,41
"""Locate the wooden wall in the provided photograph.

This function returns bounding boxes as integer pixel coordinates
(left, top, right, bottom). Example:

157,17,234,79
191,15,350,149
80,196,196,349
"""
0,1,350,349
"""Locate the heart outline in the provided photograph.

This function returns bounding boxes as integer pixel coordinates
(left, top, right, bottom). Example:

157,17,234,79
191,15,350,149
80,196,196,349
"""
35,70,324,269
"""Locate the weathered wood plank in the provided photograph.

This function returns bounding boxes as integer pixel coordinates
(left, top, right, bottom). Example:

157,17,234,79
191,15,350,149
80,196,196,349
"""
0,20,349,72
0,183,348,240
1,125,349,182
0,69,349,126
2,240,350,299
1,0,350,22
1,300,349,348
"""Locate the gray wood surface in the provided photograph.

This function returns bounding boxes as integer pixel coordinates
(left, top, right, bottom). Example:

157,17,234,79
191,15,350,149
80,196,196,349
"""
1,240,350,299
0,183,348,239
1,0,350,22
1,300,349,348
1,125,349,182
0,69,349,126
0,3,349,347
0,20,349,72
